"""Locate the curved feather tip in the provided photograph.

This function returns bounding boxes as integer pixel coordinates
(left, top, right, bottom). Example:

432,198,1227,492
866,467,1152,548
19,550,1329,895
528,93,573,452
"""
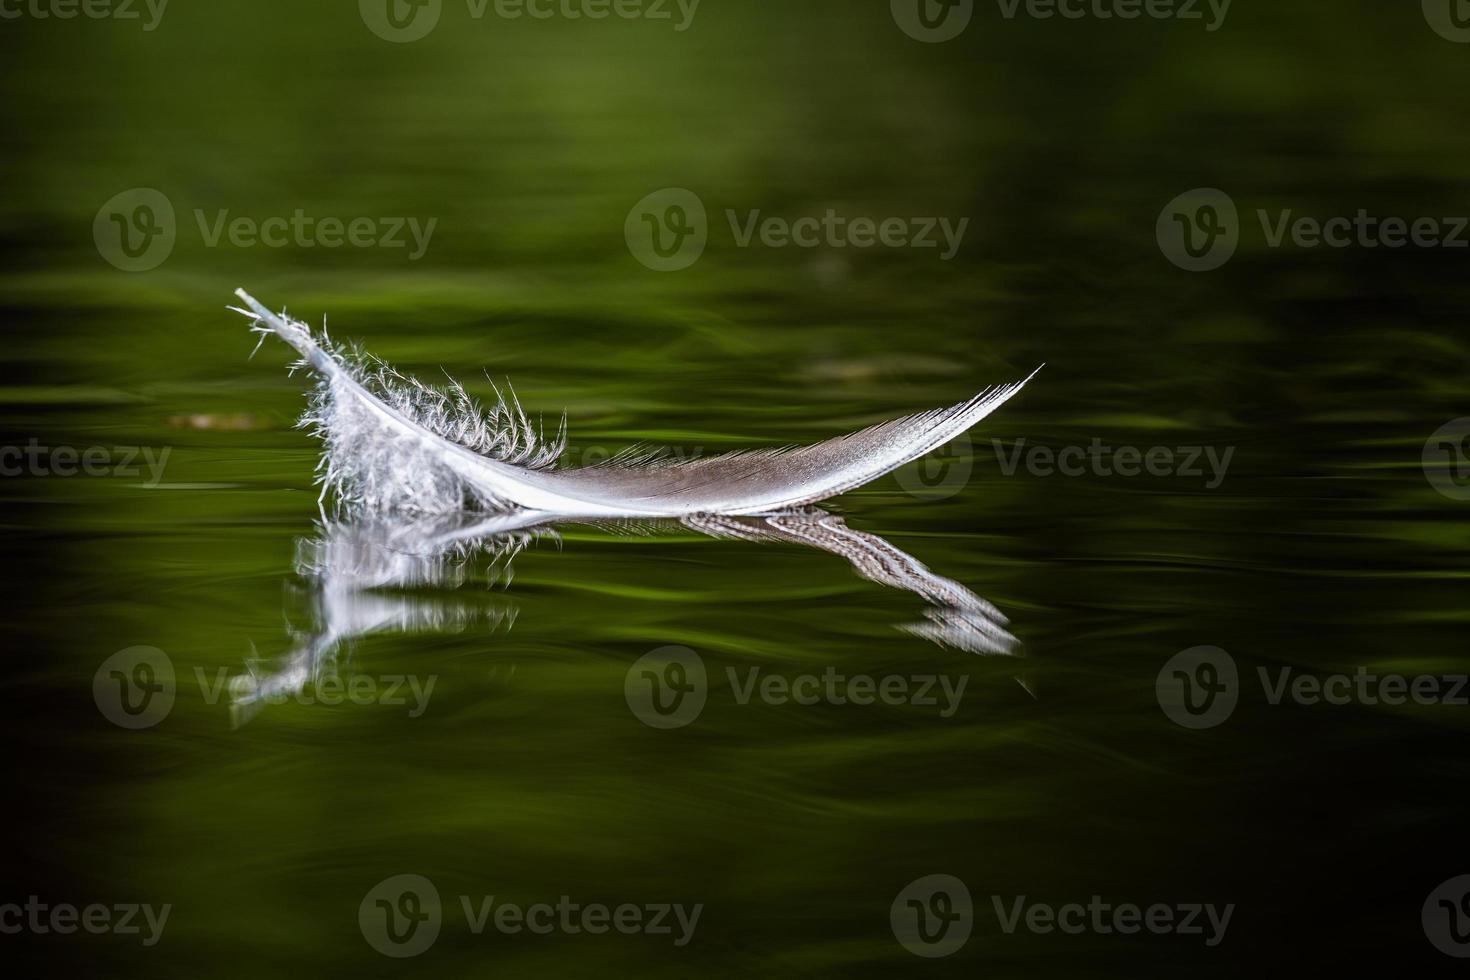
232,288,1039,518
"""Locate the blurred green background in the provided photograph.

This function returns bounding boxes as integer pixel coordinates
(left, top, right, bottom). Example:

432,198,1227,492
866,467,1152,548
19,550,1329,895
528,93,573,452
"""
3,0,1470,976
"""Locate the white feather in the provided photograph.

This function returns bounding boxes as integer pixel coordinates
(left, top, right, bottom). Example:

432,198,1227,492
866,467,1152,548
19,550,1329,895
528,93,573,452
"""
232,288,1038,518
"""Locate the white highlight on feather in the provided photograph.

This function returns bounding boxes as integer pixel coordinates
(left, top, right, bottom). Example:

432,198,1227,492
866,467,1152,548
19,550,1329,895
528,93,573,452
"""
232,289,1039,518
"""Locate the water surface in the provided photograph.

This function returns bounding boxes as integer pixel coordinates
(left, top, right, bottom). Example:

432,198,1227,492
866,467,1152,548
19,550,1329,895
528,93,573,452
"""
4,2,1469,975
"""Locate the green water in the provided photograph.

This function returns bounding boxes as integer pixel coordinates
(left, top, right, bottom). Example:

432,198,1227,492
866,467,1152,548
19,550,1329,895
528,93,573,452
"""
4,1,1470,976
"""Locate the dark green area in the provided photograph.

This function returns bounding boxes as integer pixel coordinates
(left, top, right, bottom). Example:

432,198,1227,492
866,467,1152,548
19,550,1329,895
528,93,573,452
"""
2,1,1468,976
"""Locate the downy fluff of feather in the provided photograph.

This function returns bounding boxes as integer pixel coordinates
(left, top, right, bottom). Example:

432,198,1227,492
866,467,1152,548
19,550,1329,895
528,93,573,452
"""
232,289,1039,518
301,357,565,514
232,291,565,515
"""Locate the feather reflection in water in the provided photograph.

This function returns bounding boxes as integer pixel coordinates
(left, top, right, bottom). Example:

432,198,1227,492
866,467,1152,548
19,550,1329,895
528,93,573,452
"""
228,513,534,725
229,507,1018,723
